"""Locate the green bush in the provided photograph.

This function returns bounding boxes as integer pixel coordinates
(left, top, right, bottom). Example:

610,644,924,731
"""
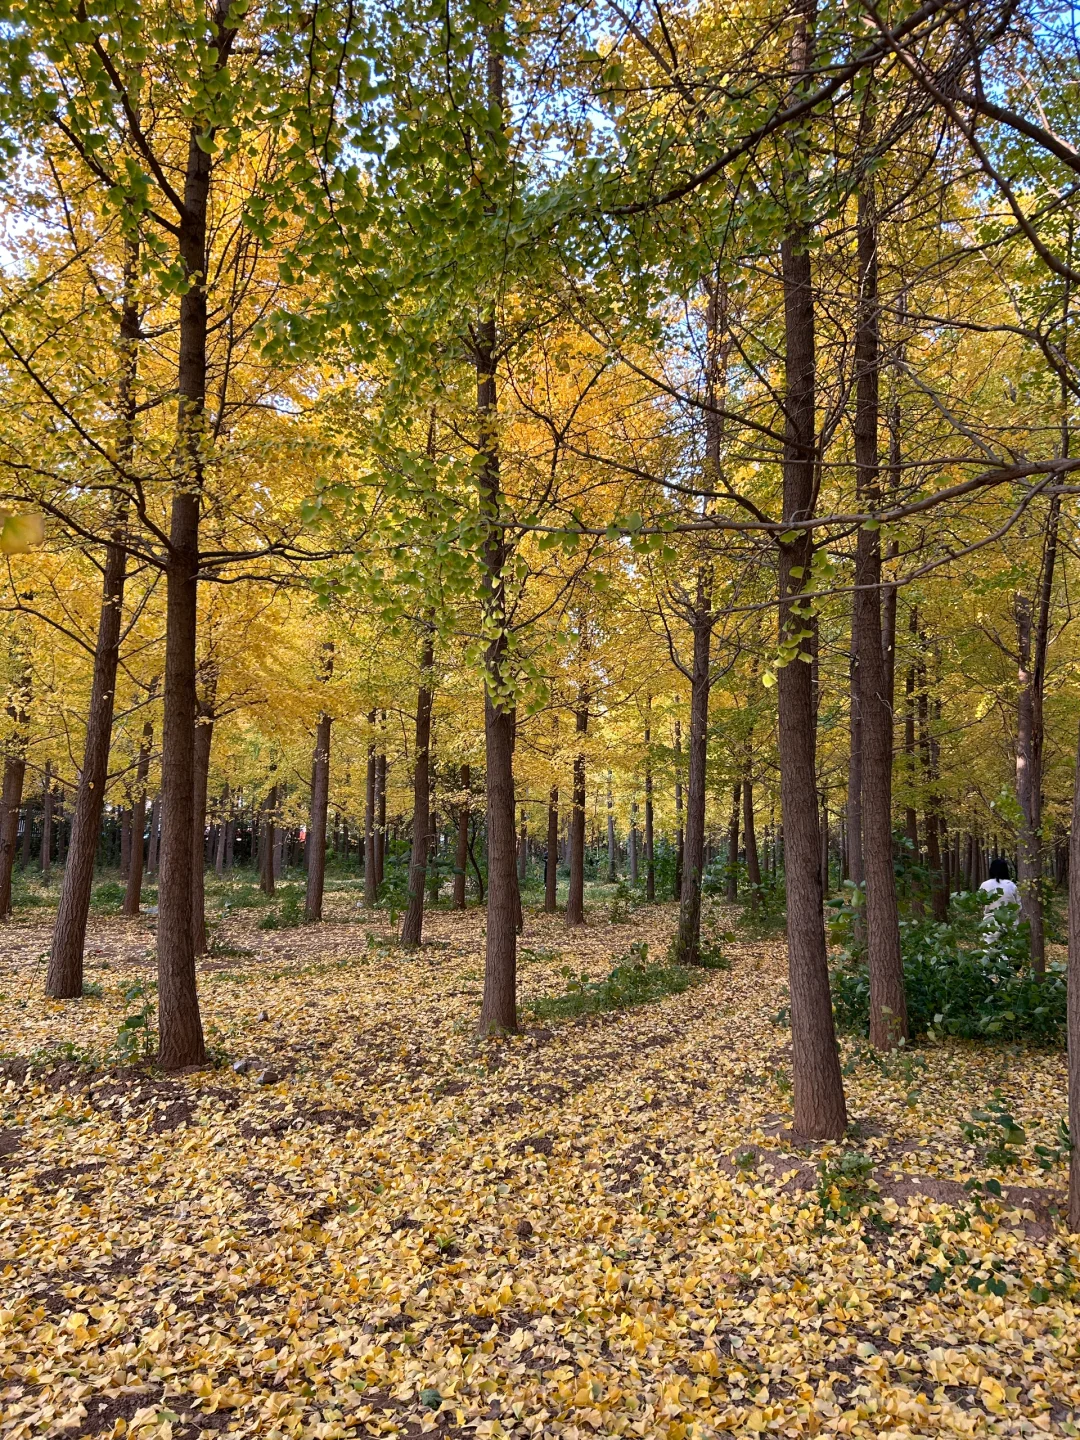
831,893,1066,1044
524,940,699,1021
90,880,127,912
259,885,305,929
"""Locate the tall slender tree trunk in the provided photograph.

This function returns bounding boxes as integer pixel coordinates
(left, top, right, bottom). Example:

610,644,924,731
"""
454,763,470,909
259,785,277,897
305,713,333,922
41,761,53,884
123,694,155,917
566,681,589,927
374,733,387,888
214,786,229,877
155,118,215,1069
606,771,616,881
46,236,138,996
672,600,712,963
0,685,28,920
846,643,864,897
545,785,558,912
674,720,684,900
401,632,435,946
147,798,160,875
644,704,655,902
1067,718,1080,1231
518,806,528,885
629,800,639,884
726,783,741,904
190,667,216,957
744,769,761,892
474,48,519,1030
364,711,377,906
120,809,131,880
853,185,906,1049
777,2,847,1136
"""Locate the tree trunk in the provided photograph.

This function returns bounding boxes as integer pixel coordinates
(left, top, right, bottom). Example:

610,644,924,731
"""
606,771,616,881
846,642,864,895
672,601,712,964
374,737,387,888
0,750,27,919
364,710,377,906
674,719,684,899
214,786,229,877
260,785,277,896
120,808,131,880
305,712,333,922
566,683,589,927
454,762,470,909
629,800,639,885
190,670,216,957
777,39,847,1134
401,632,434,946
1067,719,1080,1231
41,762,53,883
156,122,213,1070
519,806,528,885
726,782,740,904
20,801,33,870
475,136,519,1031
744,770,761,892
545,784,558,912
853,186,906,1050
123,700,154,917
46,236,138,995
644,707,655,902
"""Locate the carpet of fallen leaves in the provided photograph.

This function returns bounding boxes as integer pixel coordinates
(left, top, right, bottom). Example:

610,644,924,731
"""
1,895,1079,1440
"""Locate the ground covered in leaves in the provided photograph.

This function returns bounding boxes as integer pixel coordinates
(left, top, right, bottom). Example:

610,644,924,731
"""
1,887,1078,1439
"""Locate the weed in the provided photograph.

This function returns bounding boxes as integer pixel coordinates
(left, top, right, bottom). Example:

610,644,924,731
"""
524,941,702,1021
114,978,156,1061
816,1151,879,1225
259,886,305,929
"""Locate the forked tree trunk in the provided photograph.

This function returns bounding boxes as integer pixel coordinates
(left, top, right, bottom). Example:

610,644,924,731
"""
566,684,589,927
777,7,847,1136
454,763,470,909
672,602,712,964
401,632,434,946
1067,719,1080,1232
853,186,906,1049
46,237,138,997
545,784,558,912
123,698,155,917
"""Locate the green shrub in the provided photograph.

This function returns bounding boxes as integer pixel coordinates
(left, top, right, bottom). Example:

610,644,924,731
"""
831,893,1066,1044
90,880,126,912
259,886,305,929
524,941,699,1021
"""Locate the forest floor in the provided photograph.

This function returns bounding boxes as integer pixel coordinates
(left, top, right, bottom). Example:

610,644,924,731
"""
0,880,1078,1440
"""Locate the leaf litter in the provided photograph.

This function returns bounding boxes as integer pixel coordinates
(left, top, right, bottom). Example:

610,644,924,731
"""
0,903,1078,1439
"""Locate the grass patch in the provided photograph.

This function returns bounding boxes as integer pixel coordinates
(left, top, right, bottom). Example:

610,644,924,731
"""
523,941,701,1021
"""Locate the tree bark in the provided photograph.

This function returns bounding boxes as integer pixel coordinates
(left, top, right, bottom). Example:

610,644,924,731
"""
156,116,214,1070
518,806,528,885
566,680,589,926
674,719,684,900
777,14,847,1134
123,695,155,917
545,784,558,912
214,786,228,877
726,783,741,904
1067,719,1080,1231
853,186,906,1050
364,710,377,906
401,632,434,946
672,598,712,964
259,785,277,896
0,745,27,919
190,667,216,957
644,706,655,902
629,800,639,885
41,761,53,883
305,713,333,922
454,762,470,909
20,801,32,869
744,770,761,891
374,735,387,888
474,106,519,1031
46,236,138,996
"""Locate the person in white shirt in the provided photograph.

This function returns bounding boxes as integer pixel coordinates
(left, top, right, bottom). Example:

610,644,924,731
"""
979,857,1020,920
